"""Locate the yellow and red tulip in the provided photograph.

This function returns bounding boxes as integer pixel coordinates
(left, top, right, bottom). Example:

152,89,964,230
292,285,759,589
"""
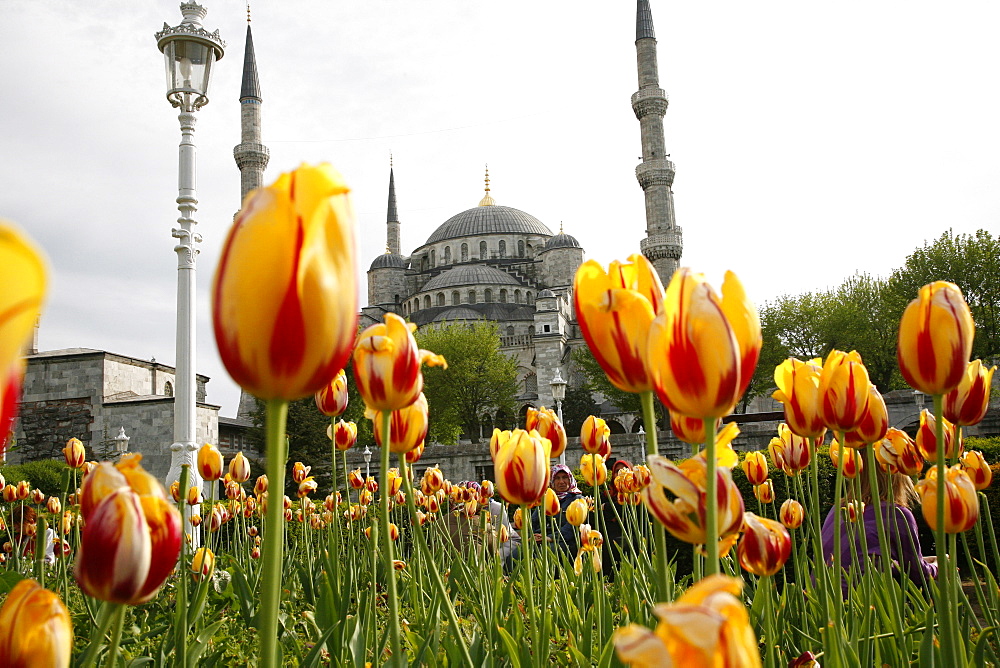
0,579,72,668
580,415,611,455
573,523,604,575
543,488,560,517
197,443,224,482
960,450,993,490
493,429,552,507
830,442,863,479
581,454,608,486
314,369,349,417
213,164,358,401
15,481,30,501
614,575,761,668
772,358,826,438
404,439,425,464
753,480,775,504
573,254,664,394
818,350,871,433
367,393,429,454
253,475,268,496
30,489,44,506
297,478,318,498
62,438,85,470
768,424,812,476
845,384,889,446
422,467,444,494
513,508,524,530
669,412,720,446
779,499,804,529
844,501,864,523
878,428,924,476
348,469,365,490
229,452,251,483
897,281,975,396
353,313,446,412
737,512,791,577
944,360,996,426
741,451,768,486
648,269,761,419
191,548,215,582
46,497,60,515
566,497,589,526
526,406,567,459
333,419,357,451
915,409,961,462
291,462,311,484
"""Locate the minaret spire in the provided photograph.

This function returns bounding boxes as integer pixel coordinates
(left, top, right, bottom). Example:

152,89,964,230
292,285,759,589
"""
386,162,400,255
633,0,682,283
233,20,269,207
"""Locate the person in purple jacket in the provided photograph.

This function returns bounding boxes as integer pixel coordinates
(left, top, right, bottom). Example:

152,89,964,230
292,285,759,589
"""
821,461,937,589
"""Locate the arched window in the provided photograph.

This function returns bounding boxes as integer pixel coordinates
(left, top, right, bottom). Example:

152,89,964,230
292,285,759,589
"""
468,290,476,304
498,240,507,258
461,243,468,262
394,294,400,304
514,290,522,304
518,240,525,257
480,241,487,259
500,289,507,303
430,250,436,267
444,247,451,264
484,289,493,303
437,293,445,306
424,295,431,309
164,381,173,397
506,325,515,335
528,325,535,335
452,291,460,305
524,373,537,395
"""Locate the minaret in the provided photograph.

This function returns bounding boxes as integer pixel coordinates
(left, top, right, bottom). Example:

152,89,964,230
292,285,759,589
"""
234,12,269,422
386,162,401,255
633,0,682,283
233,13,269,207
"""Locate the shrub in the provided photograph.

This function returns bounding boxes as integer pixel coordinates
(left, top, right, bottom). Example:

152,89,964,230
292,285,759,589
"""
1,459,69,497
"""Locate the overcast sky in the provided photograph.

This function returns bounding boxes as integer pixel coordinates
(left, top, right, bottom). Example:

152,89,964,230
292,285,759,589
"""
3,1,998,418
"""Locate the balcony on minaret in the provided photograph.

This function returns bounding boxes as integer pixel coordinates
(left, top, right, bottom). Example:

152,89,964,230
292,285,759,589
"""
635,158,675,189
631,87,668,119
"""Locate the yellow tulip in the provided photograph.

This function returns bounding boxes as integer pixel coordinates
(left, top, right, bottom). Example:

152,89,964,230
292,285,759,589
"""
580,454,608,486
314,369,349,417
614,575,761,668
737,512,791,577
526,406,567,459
768,423,813,476
493,429,552,507
367,393,429,454
915,464,980,533
333,420,358,452
566,498,589,526
915,409,961,462
753,480,774,504
817,350,871,433
229,451,251,483
191,547,215,582
0,579,72,667
960,450,993,491
741,451,768,486
353,313,446,412
648,269,761,419
543,488,560,517
897,281,974,395
878,428,924,476
197,443,224,482
61,438,86,470
944,360,996,426
779,499,804,529
580,415,611,454
212,164,358,401
573,254,664,393
772,358,826,438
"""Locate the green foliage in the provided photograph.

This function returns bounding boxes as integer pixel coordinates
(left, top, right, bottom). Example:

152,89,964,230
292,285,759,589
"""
571,347,641,414
1,459,68,496
416,322,519,444
560,385,601,437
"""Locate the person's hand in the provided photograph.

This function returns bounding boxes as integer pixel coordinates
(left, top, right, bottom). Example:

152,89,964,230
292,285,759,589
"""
534,533,544,543
924,556,937,564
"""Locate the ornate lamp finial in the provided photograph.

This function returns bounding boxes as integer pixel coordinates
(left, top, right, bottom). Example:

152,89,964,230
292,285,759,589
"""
246,1,251,23
478,165,496,206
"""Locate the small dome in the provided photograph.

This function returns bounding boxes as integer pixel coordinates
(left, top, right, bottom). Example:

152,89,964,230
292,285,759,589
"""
425,206,553,244
369,253,408,270
432,307,485,323
538,289,556,298
422,264,521,291
543,233,580,250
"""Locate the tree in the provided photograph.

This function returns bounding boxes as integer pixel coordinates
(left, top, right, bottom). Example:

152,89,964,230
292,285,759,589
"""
571,347,667,426
415,322,519,444
561,384,601,437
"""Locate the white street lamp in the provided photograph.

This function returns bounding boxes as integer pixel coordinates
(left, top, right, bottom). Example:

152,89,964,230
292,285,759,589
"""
155,3,224,496
363,445,372,479
550,368,567,465
113,426,130,456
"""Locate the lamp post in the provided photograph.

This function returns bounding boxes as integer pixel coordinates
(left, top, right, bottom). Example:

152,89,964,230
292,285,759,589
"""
113,426,130,457
550,368,567,465
363,445,372,479
155,4,224,498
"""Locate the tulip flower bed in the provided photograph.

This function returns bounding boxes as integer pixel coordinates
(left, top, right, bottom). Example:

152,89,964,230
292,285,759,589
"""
1,164,998,666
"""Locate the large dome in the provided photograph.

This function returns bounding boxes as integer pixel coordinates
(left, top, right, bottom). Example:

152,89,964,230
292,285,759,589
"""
422,265,521,291
425,205,553,244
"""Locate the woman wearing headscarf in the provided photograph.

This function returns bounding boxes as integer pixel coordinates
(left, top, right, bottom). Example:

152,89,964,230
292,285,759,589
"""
529,464,584,560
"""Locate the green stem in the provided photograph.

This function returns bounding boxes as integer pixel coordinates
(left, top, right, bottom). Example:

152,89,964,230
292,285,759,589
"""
104,603,126,668
639,391,670,598
521,503,541,665
703,417,719,577
931,394,961,666
863,443,906,647
76,600,120,667
832,434,846,602
174,465,190,666
259,399,289,668
762,575,777,668
379,410,403,665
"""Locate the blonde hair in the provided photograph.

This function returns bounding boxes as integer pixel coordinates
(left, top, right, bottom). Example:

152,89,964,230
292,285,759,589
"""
848,460,918,507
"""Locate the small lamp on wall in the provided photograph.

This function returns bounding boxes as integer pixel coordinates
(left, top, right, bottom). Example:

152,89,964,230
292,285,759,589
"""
114,426,130,455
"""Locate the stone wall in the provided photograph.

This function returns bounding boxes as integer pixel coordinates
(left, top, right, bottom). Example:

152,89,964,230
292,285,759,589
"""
12,398,94,462
23,354,103,403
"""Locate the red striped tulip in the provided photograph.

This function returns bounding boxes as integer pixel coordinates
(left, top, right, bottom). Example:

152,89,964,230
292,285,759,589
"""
364,478,378,495
898,281,974,396
292,462,311,484
648,269,761,419
741,451,768,486
392,560,406,571
753,480,774,504
818,350,871,432
254,475,268,496
879,428,924,476
915,409,961,462
573,254,664,393
197,443,224,481
348,469,365,490
944,360,996,426
2,485,16,503
386,468,402,497
633,465,652,489
422,467,444,494
333,420,357,451
669,412,721,446
513,508,524,530
846,384,888,446
642,454,745,553
367,393,429,454
191,548,215,582
30,489,44,506
526,406,567,459
779,499,804,529
581,454,608,486
844,501,864,522
0,579,72,668
353,313,446,412
212,164,358,401
768,424,813,476
566,498,589,526
543,488,560,517
75,455,182,605
314,369,349,417
494,429,552,507
15,481,29,501
737,512,791,576
62,438,86,470
580,415,611,455
404,439,425,464
830,442,863,479
228,452,251,483
960,450,993,490
480,480,495,500
46,497,60,515
297,478,318,498
186,486,202,506
772,358,826,438
614,575,761,668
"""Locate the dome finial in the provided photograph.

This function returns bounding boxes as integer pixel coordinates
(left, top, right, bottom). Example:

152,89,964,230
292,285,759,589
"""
389,151,393,168
560,221,564,234
478,164,496,206
246,1,251,23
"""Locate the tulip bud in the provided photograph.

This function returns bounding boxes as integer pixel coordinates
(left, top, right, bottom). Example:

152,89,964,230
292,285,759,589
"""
30,489,45,506
186,486,202,506
580,454,608,487
1,484,15,503
191,547,215,582
348,469,365,490
353,313,446,412
818,350,871,432
580,415,611,454
960,451,993,491
254,475,268,496
772,358,826,438
944,360,996,427
737,512,791,577
493,430,552,507
314,369,349,417
897,281,974,395
46,497,61,515
916,409,961,462
333,420,358,452
0,579,73,667
62,438,86,470
229,452,251,483
526,407,567,459
779,499,804,529
498,524,510,543
513,508,524,530
830,442,862,479
741,451,768,486
753,480,775,504
16,481,30,501
543,488,560,517
196,443,223,482
387,468,403,497
251,547,261,559
422,467,444,494
566,498,588,526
